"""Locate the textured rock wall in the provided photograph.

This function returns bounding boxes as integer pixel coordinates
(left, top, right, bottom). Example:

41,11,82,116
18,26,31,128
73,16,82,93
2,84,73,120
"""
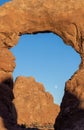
13,76,60,128
0,0,84,130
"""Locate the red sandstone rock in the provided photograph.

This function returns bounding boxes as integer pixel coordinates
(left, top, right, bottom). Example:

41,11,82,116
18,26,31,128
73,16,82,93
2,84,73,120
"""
0,71,12,83
0,0,84,130
0,48,15,72
13,76,60,128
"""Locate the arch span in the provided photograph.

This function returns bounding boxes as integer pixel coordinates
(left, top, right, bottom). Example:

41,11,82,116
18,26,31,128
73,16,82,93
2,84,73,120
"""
0,0,84,130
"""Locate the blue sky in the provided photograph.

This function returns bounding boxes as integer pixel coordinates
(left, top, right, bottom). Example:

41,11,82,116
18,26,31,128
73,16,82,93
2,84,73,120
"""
0,0,81,104
0,0,10,5
11,33,80,104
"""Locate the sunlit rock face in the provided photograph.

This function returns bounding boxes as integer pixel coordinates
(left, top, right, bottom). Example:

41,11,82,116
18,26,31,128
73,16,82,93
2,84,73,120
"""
0,0,84,130
13,76,60,128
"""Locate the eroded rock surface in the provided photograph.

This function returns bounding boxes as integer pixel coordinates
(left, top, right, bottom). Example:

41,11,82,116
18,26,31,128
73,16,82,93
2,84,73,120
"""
0,0,84,130
13,76,60,128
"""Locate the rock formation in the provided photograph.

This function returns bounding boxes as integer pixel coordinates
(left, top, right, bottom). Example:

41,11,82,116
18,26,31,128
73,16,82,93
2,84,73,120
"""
13,76,60,128
0,0,84,130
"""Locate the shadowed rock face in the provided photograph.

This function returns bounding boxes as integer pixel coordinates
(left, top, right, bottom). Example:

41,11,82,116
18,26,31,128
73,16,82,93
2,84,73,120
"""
0,0,84,130
13,76,60,128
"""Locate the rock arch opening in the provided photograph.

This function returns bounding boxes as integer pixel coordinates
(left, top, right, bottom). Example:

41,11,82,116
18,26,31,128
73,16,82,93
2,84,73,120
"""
11,32,81,105
0,0,84,129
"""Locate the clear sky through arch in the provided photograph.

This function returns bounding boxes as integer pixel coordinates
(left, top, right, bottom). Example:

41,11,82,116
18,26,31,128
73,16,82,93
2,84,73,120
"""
11,33,81,105
0,0,10,6
0,0,81,105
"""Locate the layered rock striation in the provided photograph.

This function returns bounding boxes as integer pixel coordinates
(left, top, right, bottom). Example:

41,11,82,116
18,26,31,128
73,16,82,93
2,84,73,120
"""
0,0,84,130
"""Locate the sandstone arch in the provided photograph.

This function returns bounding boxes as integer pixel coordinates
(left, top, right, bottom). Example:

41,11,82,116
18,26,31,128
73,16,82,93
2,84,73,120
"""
0,0,84,130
